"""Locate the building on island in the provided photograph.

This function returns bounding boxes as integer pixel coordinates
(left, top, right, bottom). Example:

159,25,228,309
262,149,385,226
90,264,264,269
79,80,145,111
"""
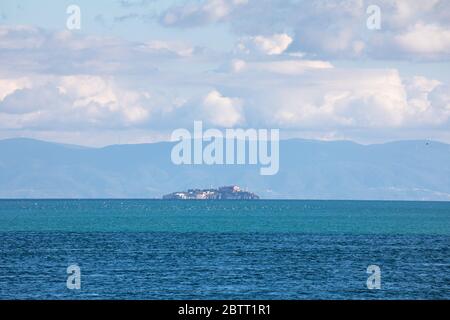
162,185,259,200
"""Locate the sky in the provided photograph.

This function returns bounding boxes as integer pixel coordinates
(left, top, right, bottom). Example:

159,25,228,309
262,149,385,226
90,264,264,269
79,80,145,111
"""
0,0,449,146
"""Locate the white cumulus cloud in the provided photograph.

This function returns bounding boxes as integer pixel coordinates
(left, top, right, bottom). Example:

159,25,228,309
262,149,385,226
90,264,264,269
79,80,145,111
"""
0,75,152,129
202,90,244,127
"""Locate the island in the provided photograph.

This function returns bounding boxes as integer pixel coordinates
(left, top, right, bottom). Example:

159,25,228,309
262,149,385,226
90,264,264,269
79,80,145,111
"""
162,185,260,200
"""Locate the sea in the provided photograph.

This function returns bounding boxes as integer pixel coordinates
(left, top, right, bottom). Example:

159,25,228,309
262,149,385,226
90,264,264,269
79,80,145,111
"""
0,200,449,300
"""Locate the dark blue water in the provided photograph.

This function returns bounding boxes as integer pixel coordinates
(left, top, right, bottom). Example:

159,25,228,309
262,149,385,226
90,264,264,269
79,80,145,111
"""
0,200,449,299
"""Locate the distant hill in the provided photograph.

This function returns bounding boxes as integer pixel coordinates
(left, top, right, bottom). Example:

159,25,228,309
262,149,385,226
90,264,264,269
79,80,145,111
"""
0,138,449,200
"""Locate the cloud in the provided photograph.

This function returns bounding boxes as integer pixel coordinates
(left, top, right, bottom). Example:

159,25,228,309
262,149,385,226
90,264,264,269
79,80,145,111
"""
1,14,450,145
135,40,195,57
160,0,248,27
204,66,450,139
393,23,450,58
219,58,333,75
158,0,450,61
201,90,244,127
0,25,200,75
227,59,247,72
0,77,32,100
234,69,404,129
247,60,333,75
0,25,45,49
237,33,293,55
416,79,450,126
0,75,152,130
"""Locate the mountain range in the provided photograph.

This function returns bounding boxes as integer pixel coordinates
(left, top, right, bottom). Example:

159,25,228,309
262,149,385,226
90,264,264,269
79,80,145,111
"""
0,138,449,200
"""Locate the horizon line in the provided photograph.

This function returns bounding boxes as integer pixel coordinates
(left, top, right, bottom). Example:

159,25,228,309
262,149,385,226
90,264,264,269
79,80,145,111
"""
0,198,449,203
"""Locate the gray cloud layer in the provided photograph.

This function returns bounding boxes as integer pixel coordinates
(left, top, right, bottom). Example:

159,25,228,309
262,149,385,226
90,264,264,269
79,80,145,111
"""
159,0,450,60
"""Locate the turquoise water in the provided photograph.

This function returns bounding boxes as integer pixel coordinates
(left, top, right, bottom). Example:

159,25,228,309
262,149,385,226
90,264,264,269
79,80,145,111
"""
0,200,449,299
1,200,449,234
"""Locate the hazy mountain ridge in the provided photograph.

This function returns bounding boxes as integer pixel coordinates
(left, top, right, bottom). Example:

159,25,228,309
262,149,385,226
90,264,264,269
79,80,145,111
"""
0,138,449,200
